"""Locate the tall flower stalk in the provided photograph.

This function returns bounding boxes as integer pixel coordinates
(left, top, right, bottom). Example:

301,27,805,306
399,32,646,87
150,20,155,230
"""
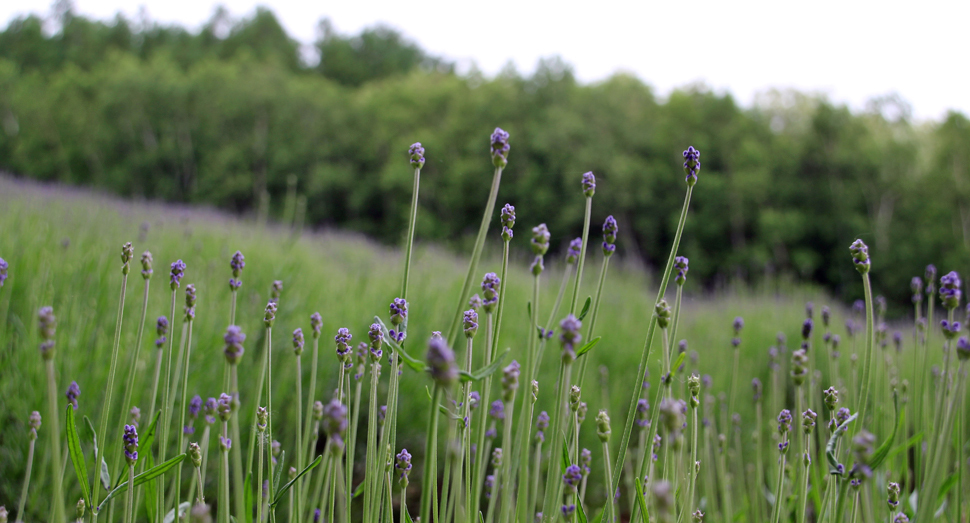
302,313,323,465
569,172,596,314
122,425,139,523
849,240,875,426
607,147,699,518
496,360,520,523
16,412,41,523
540,314,583,522
401,143,425,300
172,286,198,513
227,251,246,517
420,335,458,523
446,128,509,345
39,306,66,523
291,328,306,518
93,243,133,523
771,410,793,523
576,215,617,387
363,325,384,522
157,259,185,519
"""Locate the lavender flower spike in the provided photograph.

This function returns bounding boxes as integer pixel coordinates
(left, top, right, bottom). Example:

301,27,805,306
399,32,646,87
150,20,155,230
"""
481,273,501,314
409,142,426,169
0,257,8,287
673,256,689,285
940,271,962,310
140,252,153,280
395,448,412,488
155,316,169,348
849,239,870,274
683,146,701,185
501,203,515,241
121,242,134,275
223,325,246,364
559,314,583,363
582,171,596,197
390,297,408,326
532,224,551,255
602,215,618,256
292,328,305,356
123,424,139,465
427,335,458,386
490,127,511,168
38,306,56,359
170,259,186,290
463,309,479,339
566,237,583,264
66,381,81,410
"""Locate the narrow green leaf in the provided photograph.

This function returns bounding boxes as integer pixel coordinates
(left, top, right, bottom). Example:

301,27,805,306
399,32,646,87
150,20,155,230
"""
403,505,414,523
937,473,958,503
144,449,157,523
99,454,187,510
561,434,570,473
66,405,92,511
472,348,511,381
577,498,588,523
575,336,602,357
868,392,901,470
352,481,365,499
591,506,605,523
244,472,254,523
527,301,532,320
825,413,857,474
634,477,649,523
886,432,923,462
458,370,475,383
480,511,485,523
271,455,323,507
100,458,111,492
139,410,162,469
670,351,687,374
578,297,592,321
273,451,286,496
374,316,426,372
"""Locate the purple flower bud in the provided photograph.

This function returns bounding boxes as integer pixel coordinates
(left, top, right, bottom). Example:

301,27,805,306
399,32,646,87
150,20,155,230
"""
292,328,305,356
463,309,479,339
563,464,582,492
566,237,582,264
155,316,169,348
942,319,961,340
223,325,246,364
777,409,793,434
636,399,650,427
205,398,218,425
484,474,495,498
674,256,689,285
230,250,245,278
408,142,426,169
123,424,139,464
481,273,501,314
66,381,80,410
752,378,762,403
531,224,551,255
395,448,412,488
263,301,277,327
489,400,505,421
925,264,938,293
536,410,550,431
581,171,596,197
559,314,583,363
957,337,970,361
189,395,203,419
501,360,520,401
169,260,186,290
217,393,233,422
849,240,870,274
310,312,323,339
490,128,510,168
683,146,701,185
322,399,348,436
368,323,384,361
0,257,8,287
427,335,458,386
270,280,283,303
219,435,232,451
940,271,962,309
469,391,481,411
390,297,408,326
38,306,56,358
335,328,353,364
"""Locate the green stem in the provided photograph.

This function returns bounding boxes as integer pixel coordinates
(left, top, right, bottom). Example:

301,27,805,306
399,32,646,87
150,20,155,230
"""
364,362,382,521
401,166,421,300
513,271,541,523
601,440,615,523
222,422,231,523
295,355,304,520
606,185,693,523
491,239,511,371
770,440,789,523
576,253,610,388
420,386,444,523
17,437,36,522
856,272,875,430
569,196,593,314
154,288,177,522
125,464,136,523
94,272,128,523
540,361,573,522
302,336,320,468
265,327,275,496
229,366,244,521
446,166,504,346
530,441,543,521
45,359,66,523
246,326,271,486
497,394,517,523
112,278,151,486
175,319,195,514
472,314,496,515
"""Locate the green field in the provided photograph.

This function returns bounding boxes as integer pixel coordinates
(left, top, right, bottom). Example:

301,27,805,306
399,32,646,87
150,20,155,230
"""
0,175,947,521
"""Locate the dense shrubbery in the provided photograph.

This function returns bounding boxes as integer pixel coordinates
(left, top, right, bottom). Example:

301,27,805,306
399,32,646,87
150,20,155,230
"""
1,6,969,309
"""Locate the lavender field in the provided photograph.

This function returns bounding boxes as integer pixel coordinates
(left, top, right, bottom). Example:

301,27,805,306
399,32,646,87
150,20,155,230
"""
0,137,963,523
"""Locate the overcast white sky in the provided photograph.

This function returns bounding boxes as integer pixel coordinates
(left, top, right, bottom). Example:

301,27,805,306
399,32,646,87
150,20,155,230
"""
3,0,966,120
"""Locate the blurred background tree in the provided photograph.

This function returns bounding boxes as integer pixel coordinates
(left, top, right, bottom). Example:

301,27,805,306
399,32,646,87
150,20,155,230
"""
0,3,967,311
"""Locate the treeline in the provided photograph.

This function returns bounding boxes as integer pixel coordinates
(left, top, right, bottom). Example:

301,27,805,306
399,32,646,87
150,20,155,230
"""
1,5,969,307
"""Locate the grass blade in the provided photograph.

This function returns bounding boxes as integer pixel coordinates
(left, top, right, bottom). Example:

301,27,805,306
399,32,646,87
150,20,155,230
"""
576,337,602,357
66,405,92,510
271,454,323,507
99,454,187,510
634,477,649,523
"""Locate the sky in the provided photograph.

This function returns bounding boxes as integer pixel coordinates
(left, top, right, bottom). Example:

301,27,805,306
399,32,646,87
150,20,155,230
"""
3,0,966,121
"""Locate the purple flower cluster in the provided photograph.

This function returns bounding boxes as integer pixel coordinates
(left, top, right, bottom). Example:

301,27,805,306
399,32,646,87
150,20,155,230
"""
674,256,689,285
395,448,412,488
940,270,961,309
636,399,650,427
390,297,408,326
155,316,169,347
500,203,516,241
123,424,139,465
463,309,479,339
566,237,582,264
140,251,153,280
335,328,353,365
849,239,870,274
563,464,583,493
501,360,520,401
957,337,970,361
170,259,186,290
223,325,246,364
427,335,458,386
582,171,596,197
559,314,583,363
535,410,549,443
66,381,80,410
368,323,384,362
229,250,244,290
408,142,426,169
481,273,501,313
0,257,8,287
531,224,551,256
602,215,618,256
490,128,510,168
683,146,701,185
38,306,56,358
292,328,304,356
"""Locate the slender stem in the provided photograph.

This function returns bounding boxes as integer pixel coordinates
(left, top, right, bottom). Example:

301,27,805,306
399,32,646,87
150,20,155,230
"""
222,422,231,523
533,265,574,384
797,435,812,523
513,271,541,523
175,319,195,514
112,278,151,484
17,438,36,522
472,314,496,514
420,386,443,523
94,272,128,523
364,362,382,521
125,464,136,523
491,239,511,369
540,361,573,522
601,440,615,523
155,288,177,522
247,326,271,482
576,253,610,388
856,272,875,429
569,196,593,314
770,440,789,523
229,290,237,326
294,355,304,520
401,486,408,523
530,441,543,521
607,185,693,521
148,346,164,437
265,327,275,494
401,166,421,300
45,359,66,523
446,166,503,346
229,366,244,521
303,336,320,466
497,394,517,523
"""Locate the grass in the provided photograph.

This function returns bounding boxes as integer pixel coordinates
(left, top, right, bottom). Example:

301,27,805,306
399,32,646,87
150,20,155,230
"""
0,173,958,522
